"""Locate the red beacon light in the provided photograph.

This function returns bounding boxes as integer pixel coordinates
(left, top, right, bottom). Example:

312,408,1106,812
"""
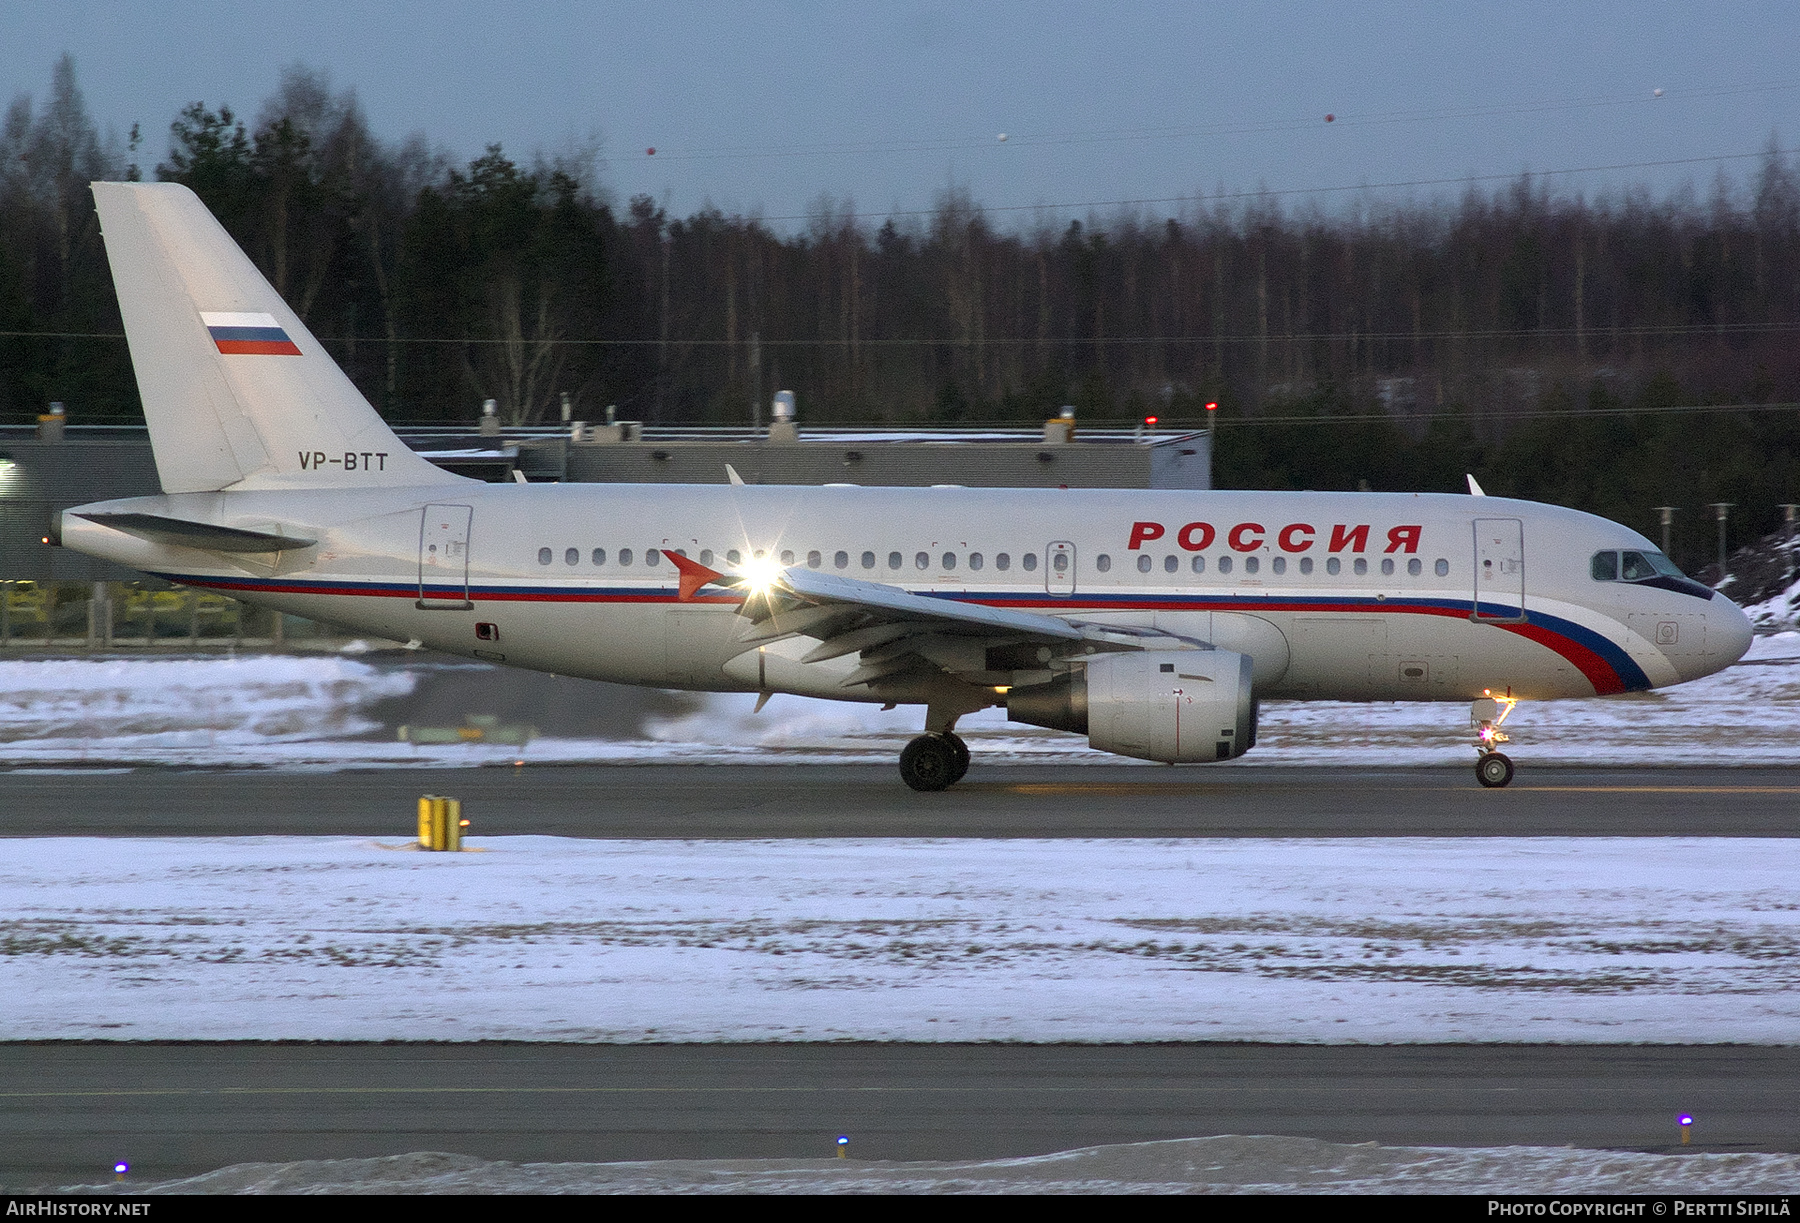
1144,415,1158,426
1205,401,1218,412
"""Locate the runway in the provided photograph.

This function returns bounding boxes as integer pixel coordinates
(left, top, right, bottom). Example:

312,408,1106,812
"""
0,763,1795,838
4,1043,1797,1186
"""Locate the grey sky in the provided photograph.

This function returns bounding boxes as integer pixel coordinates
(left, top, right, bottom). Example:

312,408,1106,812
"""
8,1,1800,227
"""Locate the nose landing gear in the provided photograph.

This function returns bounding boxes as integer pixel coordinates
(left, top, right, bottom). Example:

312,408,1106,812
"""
1471,692,1518,788
898,732,971,792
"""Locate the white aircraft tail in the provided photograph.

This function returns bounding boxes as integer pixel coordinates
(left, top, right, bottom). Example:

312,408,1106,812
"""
92,181,453,493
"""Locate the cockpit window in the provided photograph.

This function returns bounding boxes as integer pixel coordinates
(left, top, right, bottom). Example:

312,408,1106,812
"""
1624,550,1685,580
1595,549,1688,583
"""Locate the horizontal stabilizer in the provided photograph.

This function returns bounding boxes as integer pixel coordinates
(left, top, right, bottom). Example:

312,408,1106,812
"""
76,512,316,553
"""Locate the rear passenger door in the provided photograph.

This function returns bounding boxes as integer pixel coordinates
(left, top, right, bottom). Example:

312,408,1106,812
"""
418,504,474,609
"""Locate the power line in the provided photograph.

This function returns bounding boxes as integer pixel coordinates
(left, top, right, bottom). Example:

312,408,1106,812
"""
757,145,1800,223
12,320,1800,346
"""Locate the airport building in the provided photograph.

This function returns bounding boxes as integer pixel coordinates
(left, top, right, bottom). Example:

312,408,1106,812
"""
0,407,1211,648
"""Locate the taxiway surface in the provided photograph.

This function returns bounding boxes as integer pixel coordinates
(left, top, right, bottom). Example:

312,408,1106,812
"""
0,763,1795,838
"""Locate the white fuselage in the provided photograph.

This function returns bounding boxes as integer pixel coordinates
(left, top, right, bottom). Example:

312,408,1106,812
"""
61,482,1752,707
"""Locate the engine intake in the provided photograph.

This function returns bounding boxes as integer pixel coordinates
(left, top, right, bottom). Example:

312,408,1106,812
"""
1007,649,1256,763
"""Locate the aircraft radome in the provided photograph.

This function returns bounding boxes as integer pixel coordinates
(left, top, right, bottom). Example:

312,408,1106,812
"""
57,183,1754,791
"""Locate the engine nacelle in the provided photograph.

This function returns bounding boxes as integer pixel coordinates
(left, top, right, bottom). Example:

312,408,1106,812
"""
1007,649,1257,763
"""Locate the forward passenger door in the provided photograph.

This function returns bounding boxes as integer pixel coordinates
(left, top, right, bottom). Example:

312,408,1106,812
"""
1472,518,1525,623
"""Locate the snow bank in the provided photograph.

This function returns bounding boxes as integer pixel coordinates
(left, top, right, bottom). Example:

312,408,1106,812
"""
0,631,1797,769
67,1137,1800,1195
8,835,1800,1044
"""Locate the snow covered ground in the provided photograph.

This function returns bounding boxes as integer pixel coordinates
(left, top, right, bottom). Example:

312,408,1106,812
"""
7,834,1800,1044
0,631,1796,770
66,1138,1800,1195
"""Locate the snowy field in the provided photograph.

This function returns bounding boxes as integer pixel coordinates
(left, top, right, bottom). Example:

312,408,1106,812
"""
0,631,1796,770
64,1138,1800,1195
6,834,1800,1044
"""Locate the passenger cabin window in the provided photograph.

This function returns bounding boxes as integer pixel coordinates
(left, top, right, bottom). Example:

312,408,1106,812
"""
834,551,848,569
996,553,1011,570
861,551,875,569
1435,558,1449,576
537,547,552,565
1381,558,1395,576
1096,554,1112,573
592,548,606,566
969,553,984,571
1407,558,1422,576
1023,554,1038,572
1353,558,1368,575
808,550,822,568
646,549,660,566
942,552,956,570
915,551,929,570
780,550,794,566
1052,553,1069,573
1191,556,1206,574
1271,557,1286,575
889,552,903,570
1245,557,1259,574
1164,555,1179,573
727,550,741,565
700,550,713,566
1218,556,1232,574
1299,557,1313,575
1326,557,1341,576
619,548,634,566
1136,554,1151,574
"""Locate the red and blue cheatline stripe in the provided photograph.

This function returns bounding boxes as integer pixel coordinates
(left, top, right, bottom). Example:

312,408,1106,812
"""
200,311,302,356
151,570,1653,697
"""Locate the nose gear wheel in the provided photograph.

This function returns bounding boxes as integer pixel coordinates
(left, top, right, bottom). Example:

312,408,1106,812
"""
1476,751,1515,788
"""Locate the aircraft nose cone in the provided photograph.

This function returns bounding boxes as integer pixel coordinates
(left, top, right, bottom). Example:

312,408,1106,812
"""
1712,592,1754,669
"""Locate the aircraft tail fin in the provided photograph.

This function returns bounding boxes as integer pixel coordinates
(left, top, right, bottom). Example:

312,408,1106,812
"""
91,181,453,493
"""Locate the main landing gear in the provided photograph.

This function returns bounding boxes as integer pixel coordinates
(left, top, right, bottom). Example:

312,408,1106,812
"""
1471,692,1519,788
899,732,971,792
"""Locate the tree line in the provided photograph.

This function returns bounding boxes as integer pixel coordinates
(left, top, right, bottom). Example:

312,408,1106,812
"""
3,56,1799,569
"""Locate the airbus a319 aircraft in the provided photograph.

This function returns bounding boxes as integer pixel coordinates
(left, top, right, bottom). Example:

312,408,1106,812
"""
58,183,1754,790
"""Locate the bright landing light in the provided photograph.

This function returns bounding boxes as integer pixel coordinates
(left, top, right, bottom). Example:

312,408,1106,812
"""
736,553,788,596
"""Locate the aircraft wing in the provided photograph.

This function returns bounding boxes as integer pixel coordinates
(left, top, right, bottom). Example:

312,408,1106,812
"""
667,550,1202,689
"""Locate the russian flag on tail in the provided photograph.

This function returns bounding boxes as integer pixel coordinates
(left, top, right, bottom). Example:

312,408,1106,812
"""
201,311,302,356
